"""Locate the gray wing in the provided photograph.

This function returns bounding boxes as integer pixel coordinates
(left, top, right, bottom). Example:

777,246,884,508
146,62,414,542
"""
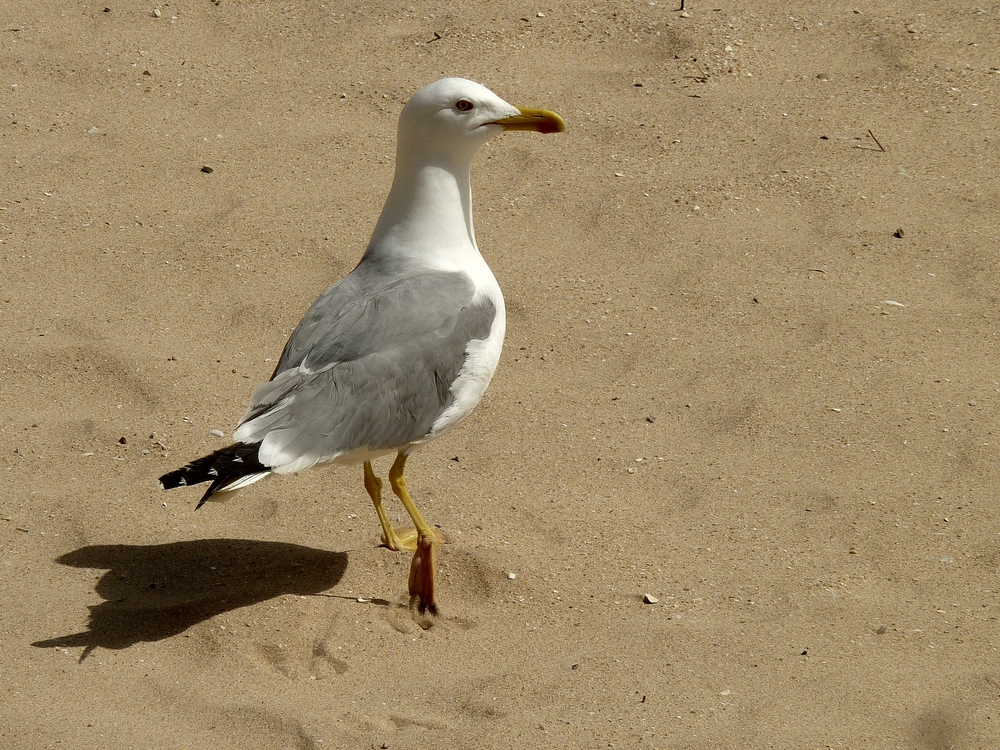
271,261,476,376
233,264,496,473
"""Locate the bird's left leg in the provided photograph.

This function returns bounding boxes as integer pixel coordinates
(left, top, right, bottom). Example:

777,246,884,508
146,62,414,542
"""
363,460,416,552
388,452,441,615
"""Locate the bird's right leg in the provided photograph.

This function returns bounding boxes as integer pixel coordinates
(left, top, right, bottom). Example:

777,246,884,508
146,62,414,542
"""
363,460,417,552
388,452,441,616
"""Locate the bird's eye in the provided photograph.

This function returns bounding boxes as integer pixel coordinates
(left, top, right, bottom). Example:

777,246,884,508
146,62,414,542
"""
455,99,474,112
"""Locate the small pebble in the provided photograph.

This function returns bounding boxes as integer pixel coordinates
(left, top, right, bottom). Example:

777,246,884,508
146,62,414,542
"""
209,429,225,437
876,625,888,635
507,572,517,580
151,7,161,17
643,593,659,604
201,165,214,173
87,126,99,134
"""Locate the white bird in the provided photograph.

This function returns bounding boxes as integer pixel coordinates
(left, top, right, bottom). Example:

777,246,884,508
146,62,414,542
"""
159,78,564,617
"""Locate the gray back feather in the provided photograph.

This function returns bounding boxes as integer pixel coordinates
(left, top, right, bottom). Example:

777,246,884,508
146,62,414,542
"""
235,261,496,468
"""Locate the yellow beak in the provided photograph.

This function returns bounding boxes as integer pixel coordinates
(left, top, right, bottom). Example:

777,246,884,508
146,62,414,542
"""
494,107,566,134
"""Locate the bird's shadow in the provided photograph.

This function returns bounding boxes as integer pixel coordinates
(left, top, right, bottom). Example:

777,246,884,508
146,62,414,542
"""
32,539,347,661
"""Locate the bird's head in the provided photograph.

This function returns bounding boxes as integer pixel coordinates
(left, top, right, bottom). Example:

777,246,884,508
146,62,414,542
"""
396,77,565,166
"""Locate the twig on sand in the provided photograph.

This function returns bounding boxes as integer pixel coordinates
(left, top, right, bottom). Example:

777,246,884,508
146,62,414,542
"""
856,129,886,152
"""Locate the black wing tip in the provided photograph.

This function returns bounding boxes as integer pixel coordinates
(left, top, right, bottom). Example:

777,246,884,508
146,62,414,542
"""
195,485,216,510
158,443,267,504
158,470,190,490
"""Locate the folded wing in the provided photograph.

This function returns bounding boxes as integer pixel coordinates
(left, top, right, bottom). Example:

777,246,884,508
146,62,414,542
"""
234,264,496,474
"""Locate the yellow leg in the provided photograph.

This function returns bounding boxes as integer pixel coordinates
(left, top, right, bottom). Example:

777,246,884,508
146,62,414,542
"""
388,452,440,615
363,460,416,552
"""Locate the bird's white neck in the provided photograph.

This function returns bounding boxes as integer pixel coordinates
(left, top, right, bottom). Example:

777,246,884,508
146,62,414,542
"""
366,155,480,268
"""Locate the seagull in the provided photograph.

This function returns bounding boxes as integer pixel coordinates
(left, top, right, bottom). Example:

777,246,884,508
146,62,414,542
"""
159,78,564,617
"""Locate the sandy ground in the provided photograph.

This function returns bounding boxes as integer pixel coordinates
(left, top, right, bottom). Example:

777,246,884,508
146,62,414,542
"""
3,1,1000,748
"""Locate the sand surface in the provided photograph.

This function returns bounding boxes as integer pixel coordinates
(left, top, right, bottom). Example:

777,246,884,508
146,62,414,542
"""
3,2,999,748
